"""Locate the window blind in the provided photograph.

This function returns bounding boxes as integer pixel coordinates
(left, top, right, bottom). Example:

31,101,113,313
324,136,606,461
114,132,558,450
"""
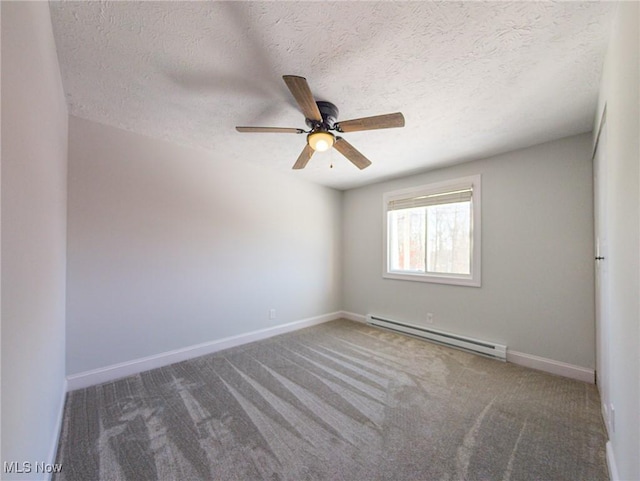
387,186,472,211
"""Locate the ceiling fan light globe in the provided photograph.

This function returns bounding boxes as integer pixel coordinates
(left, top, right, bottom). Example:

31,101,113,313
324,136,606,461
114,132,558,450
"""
315,139,330,152
308,131,335,152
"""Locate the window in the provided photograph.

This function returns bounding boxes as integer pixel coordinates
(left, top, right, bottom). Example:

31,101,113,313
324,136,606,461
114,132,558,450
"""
383,175,481,286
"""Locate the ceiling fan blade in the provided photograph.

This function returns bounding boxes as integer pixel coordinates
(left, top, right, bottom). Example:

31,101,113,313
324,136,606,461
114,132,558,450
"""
336,112,405,133
292,144,315,170
236,126,304,133
283,75,322,122
333,137,372,170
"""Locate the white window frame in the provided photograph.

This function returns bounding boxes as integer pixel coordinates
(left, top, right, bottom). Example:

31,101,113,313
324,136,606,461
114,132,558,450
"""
382,174,481,287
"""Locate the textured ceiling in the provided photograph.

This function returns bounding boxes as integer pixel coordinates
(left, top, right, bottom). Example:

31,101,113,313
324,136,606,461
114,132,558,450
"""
49,1,615,190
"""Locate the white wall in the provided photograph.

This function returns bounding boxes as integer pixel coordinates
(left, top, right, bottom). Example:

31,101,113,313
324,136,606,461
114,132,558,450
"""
1,2,69,479
343,134,595,369
66,116,342,375
594,2,639,479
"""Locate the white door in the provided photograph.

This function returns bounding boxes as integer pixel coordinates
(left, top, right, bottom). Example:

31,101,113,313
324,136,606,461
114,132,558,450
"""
593,113,611,435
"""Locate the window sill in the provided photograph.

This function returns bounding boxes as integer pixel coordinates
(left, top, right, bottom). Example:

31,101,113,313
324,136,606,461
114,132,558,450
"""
383,271,481,287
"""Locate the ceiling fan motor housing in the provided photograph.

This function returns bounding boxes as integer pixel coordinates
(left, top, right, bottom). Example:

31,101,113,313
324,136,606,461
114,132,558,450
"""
305,101,339,130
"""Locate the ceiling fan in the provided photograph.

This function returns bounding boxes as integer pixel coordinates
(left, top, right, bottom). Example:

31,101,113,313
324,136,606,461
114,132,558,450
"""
236,75,405,170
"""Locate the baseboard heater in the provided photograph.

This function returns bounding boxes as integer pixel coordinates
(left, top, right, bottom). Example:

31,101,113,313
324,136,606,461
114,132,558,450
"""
367,315,507,361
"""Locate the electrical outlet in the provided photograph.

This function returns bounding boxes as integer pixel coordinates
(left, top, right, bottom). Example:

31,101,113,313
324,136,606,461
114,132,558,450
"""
269,308,276,320
426,313,434,324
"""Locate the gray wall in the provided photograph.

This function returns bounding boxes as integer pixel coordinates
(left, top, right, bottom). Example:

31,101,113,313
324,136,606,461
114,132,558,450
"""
342,133,595,368
66,116,342,375
594,2,639,479
1,2,69,479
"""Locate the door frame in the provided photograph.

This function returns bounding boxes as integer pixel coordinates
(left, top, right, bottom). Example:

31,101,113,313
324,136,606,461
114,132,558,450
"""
593,105,611,435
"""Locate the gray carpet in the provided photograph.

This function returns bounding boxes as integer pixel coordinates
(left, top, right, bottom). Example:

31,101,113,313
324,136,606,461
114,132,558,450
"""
54,319,608,481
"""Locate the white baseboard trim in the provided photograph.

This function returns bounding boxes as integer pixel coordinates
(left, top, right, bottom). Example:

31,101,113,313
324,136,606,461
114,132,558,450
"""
507,350,595,384
339,311,367,323
606,441,619,481
67,312,341,391
66,312,595,389
46,378,67,480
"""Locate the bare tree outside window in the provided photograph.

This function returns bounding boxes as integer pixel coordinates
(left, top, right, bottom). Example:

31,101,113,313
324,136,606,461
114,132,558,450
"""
426,202,471,275
389,202,470,275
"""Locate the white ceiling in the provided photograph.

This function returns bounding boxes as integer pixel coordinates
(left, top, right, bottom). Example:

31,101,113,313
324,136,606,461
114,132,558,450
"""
49,1,615,190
